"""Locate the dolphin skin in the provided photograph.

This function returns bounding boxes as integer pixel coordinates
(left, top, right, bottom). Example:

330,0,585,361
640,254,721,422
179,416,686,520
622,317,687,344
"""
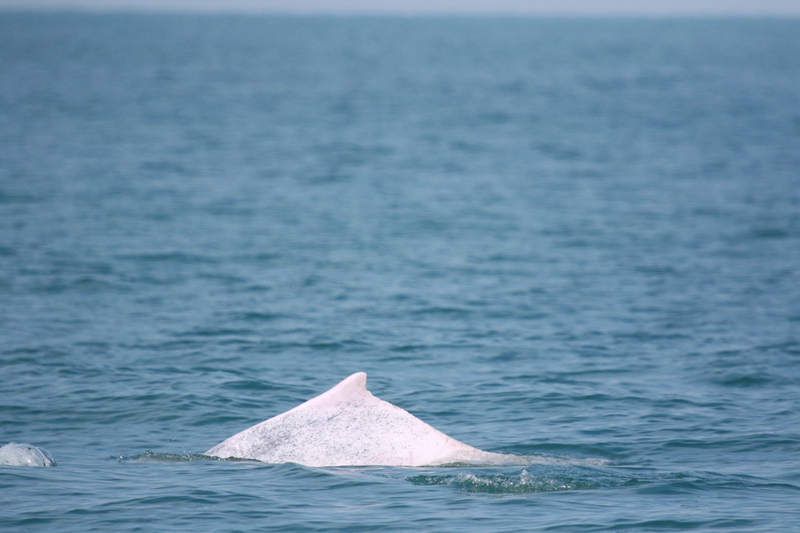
0,442,57,467
206,372,513,467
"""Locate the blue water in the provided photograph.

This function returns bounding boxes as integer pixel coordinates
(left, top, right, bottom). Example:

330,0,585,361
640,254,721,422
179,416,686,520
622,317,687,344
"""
2,13,800,531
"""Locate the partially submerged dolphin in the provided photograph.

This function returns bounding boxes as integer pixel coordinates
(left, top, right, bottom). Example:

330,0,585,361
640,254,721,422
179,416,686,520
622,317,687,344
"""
206,372,518,467
0,442,57,467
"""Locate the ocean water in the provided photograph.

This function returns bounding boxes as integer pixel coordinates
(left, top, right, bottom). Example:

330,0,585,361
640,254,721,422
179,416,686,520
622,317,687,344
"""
1,13,800,531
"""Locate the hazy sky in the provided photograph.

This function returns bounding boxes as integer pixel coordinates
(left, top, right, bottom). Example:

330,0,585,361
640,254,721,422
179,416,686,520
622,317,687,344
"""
2,0,800,15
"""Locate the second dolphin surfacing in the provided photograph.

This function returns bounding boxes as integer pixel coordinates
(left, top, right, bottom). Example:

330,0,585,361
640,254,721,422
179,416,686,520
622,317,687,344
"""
206,372,521,467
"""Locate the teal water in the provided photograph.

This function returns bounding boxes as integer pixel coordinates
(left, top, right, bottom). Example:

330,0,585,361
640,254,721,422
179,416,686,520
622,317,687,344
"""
1,13,800,531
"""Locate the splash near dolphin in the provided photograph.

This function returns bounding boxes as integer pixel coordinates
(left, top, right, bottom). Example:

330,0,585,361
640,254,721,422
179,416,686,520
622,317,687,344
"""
206,372,521,467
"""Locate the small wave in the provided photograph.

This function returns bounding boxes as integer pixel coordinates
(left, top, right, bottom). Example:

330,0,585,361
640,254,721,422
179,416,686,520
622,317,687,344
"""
715,373,776,388
407,469,601,494
114,451,237,463
457,450,611,467
511,454,611,467
633,471,800,495
115,450,609,469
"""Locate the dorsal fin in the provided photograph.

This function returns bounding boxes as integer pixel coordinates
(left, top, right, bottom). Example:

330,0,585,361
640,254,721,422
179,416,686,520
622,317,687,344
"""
206,371,517,466
312,372,371,405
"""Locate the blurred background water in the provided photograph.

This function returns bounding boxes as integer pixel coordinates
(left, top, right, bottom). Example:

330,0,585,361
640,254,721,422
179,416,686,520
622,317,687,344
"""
1,13,799,531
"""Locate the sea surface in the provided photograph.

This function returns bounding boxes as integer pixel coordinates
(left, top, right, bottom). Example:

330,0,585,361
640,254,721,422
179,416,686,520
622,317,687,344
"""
1,13,800,531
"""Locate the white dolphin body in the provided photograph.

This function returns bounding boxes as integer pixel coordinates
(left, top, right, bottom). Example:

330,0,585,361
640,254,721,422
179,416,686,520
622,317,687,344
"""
0,442,57,467
206,372,516,467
